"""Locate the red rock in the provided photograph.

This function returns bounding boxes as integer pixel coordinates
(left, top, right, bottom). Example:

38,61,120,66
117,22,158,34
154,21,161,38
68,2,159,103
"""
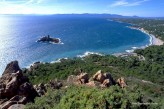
117,77,127,88
93,70,106,83
0,61,38,108
2,61,21,75
77,73,89,84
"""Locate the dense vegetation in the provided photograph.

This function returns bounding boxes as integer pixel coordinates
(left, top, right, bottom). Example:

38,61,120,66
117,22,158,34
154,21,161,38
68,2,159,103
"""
26,85,163,109
24,45,164,109
24,45,164,85
24,18,164,109
111,18,164,40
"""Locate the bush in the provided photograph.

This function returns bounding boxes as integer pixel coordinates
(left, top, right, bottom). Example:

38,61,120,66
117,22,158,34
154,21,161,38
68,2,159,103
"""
26,85,155,109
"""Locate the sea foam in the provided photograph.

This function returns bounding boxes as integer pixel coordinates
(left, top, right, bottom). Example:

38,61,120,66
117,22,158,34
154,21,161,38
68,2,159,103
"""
77,51,104,58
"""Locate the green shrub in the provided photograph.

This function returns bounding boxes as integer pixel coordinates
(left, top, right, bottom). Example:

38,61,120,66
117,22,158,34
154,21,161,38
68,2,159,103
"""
26,85,155,109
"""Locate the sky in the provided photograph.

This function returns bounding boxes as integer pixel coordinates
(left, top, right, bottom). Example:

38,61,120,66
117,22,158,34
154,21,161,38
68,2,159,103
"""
0,0,163,17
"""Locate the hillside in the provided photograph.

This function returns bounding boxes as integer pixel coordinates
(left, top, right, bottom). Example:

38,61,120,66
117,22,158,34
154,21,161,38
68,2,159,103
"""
24,18,164,109
0,18,164,109
23,45,164,109
111,18,164,41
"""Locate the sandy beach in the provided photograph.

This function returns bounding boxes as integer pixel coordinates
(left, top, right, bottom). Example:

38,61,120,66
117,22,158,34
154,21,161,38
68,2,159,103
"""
140,28,164,46
151,35,164,45
128,26,164,46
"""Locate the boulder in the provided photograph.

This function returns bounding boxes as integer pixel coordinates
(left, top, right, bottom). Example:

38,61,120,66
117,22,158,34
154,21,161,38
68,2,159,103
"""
0,83,6,99
102,79,110,87
77,73,89,84
9,95,27,104
0,61,38,108
0,96,25,109
103,73,116,85
93,70,106,83
0,95,25,109
34,83,47,96
28,62,41,72
0,99,7,105
0,101,16,109
0,71,31,99
8,104,25,109
117,77,127,88
4,71,24,98
18,82,38,102
2,61,21,75
86,81,96,87
92,70,116,87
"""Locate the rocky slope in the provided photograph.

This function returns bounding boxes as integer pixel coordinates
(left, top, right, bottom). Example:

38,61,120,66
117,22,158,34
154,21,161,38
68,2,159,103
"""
0,60,127,109
0,61,38,109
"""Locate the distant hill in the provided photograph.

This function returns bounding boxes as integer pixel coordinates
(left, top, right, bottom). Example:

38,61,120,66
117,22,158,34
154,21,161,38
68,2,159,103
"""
52,13,140,18
0,13,140,18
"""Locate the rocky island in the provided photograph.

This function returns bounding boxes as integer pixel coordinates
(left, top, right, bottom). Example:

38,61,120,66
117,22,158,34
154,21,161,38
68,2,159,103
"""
37,35,61,44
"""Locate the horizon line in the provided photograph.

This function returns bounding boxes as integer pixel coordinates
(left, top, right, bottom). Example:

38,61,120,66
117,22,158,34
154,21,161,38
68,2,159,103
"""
0,13,163,18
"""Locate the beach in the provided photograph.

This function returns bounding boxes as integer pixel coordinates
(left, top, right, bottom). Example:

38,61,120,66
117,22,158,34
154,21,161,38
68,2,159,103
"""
140,28,164,46
128,26,164,46
151,35,164,45
0,16,158,75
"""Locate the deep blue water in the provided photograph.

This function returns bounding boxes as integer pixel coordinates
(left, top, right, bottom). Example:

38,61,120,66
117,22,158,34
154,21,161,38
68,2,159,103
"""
0,15,150,75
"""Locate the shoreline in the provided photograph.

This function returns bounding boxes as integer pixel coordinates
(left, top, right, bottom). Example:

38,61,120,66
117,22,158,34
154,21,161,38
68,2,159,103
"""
1,25,163,75
128,26,164,46
21,27,164,70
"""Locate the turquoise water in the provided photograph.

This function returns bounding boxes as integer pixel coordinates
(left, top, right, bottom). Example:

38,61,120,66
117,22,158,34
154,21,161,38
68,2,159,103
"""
0,15,150,74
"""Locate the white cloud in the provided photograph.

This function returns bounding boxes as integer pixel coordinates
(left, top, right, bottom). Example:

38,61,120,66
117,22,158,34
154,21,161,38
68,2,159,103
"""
110,0,149,7
0,0,44,5
26,0,35,4
36,0,44,4
0,0,47,14
26,0,44,4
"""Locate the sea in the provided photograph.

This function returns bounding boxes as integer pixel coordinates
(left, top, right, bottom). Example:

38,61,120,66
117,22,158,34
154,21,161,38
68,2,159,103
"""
0,15,150,75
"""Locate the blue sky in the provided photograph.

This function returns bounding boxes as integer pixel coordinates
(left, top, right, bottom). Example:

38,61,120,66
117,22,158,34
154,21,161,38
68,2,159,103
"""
0,0,163,17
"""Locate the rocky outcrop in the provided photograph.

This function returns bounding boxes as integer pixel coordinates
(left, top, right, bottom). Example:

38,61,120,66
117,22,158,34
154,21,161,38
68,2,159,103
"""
86,81,101,87
116,77,127,88
101,79,110,87
33,79,63,97
2,61,21,75
8,104,25,109
66,70,119,88
93,70,106,83
0,96,26,109
67,72,89,85
0,61,38,109
0,60,128,108
37,35,60,44
34,83,47,96
77,73,89,84
104,73,116,85
28,61,41,72
93,70,116,86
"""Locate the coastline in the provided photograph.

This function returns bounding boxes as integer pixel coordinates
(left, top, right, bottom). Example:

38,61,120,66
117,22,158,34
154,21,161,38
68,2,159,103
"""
151,35,164,45
1,24,163,75
25,26,164,69
128,26,164,46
